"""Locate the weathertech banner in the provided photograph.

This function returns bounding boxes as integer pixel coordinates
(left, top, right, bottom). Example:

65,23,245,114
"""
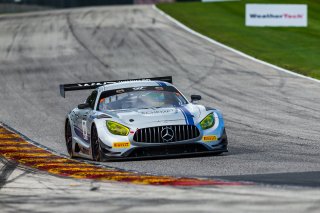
246,4,307,27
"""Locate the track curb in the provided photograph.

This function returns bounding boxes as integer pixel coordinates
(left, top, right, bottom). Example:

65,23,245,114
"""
0,124,248,187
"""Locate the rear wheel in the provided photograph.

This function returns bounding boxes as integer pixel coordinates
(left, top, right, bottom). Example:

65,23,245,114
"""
65,119,73,158
91,125,102,161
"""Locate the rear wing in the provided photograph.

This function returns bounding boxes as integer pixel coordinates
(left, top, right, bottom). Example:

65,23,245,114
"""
59,76,172,98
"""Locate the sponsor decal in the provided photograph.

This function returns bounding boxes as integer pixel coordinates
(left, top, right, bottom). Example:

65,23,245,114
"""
140,108,176,115
77,82,109,87
112,142,130,148
77,79,154,87
246,4,307,27
249,13,303,19
202,135,218,142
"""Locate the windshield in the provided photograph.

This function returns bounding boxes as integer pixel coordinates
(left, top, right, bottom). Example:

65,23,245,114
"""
98,86,188,111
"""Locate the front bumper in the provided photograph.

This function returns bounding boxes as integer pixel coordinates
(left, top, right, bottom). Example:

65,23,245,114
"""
99,133,228,161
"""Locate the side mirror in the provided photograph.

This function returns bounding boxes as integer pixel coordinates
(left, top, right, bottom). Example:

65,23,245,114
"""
191,95,201,103
78,103,90,109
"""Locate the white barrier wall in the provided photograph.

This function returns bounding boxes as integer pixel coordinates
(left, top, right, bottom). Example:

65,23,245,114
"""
246,4,308,27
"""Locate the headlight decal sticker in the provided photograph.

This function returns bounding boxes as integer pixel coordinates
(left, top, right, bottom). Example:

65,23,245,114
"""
0,124,248,187
106,121,130,136
200,113,215,130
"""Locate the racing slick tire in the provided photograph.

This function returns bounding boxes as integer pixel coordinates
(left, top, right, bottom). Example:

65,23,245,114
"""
215,128,228,155
91,124,103,162
65,119,74,158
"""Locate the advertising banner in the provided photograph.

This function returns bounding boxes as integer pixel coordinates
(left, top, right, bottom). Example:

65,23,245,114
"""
246,4,307,27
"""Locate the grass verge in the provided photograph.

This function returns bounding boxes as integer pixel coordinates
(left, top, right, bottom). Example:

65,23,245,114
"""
157,0,320,79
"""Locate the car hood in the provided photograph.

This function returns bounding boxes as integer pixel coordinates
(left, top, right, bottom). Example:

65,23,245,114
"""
107,105,202,126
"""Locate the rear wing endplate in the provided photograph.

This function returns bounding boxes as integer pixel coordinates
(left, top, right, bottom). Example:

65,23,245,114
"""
59,76,172,98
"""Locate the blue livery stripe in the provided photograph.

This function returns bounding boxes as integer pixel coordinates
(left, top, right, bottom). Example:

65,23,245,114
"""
179,106,194,125
156,81,167,87
179,108,188,125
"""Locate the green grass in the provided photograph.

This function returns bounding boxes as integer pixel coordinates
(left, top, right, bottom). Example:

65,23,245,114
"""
157,0,320,79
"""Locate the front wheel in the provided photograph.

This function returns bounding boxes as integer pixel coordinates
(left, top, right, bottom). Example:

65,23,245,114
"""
65,119,74,158
91,124,102,161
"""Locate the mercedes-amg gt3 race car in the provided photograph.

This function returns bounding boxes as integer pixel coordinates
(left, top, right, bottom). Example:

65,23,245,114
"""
60,76,228,161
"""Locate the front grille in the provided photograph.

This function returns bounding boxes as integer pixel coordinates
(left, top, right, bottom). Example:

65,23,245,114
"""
133,125,200,143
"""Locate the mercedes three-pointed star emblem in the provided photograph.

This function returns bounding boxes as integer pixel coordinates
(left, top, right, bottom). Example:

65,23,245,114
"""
161,127,174,142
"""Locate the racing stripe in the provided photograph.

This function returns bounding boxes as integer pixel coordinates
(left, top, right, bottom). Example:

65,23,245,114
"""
179,106,194,125
179,108,188,125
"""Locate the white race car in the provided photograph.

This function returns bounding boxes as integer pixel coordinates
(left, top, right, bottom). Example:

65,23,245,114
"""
60,76,228,161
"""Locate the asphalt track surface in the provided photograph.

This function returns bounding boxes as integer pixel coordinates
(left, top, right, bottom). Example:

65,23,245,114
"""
2,159,320,213
0,5,319,187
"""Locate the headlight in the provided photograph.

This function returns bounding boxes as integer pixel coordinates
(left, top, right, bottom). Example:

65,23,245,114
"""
106,121,129,136
200,113,215,130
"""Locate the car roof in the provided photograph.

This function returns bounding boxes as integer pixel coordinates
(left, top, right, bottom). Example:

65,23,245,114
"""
98,80,173,92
